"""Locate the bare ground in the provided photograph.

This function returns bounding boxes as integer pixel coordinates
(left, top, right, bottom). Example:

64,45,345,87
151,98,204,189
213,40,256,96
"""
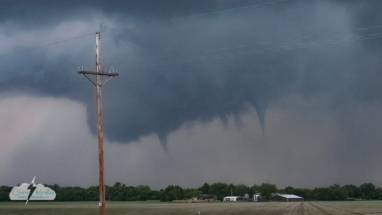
1,201,382,215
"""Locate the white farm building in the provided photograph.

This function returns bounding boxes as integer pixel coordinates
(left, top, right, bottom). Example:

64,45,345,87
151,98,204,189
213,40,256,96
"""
253,193,303,202
223,196,243,202
272,194,304,202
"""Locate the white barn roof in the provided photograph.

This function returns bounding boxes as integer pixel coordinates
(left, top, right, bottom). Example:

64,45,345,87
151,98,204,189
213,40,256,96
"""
276,194,303,199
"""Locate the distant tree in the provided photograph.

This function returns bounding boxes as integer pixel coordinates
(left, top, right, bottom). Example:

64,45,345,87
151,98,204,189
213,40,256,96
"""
184,189,202,199
45,184,60,192
249,184,260,196
294,188,313,200
105,185,110,200
5,182,382,202
85,186,99,201
234,184,250,196
209,183,229,200
359,183,376,200
0,186,12,201
259,183,277,201
313,187,330,200
160,185,184,201
172,186,184,200
284,186,295,194
55,186,88,201
109,182,127,201
329,184,346,200
312,184,346,201
201,183,210,194
342,184,360,198
127,185,151,201
228,183,235,195
373,187,382,200
157,189,165,200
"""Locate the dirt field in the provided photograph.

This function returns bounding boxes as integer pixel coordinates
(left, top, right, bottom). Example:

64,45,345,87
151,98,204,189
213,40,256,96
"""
1,201,382,215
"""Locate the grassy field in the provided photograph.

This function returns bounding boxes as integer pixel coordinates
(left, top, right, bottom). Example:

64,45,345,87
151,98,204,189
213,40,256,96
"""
1,201,382,215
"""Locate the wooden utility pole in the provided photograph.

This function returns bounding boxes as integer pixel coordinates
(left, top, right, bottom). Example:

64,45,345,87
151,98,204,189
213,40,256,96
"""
78,32,118,215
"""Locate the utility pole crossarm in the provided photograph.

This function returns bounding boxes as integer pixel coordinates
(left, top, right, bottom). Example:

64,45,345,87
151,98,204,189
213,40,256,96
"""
78,71,119,76
78,70,118,86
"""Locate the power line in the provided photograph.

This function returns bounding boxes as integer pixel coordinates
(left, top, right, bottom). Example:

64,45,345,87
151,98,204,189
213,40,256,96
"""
2,24,382,70
1,0,382,66
0,33,94,59
147,0,288,23
130,25,382,63
105,0,289,32
123,32,382,68
1,0,380,61
0,0,288,60
3,28,382,95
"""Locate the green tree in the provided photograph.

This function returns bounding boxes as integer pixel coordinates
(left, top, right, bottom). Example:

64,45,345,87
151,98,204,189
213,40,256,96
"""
85,186,98,201
160,185,184,201
209,183,229,200
284,186,295,194
328,184,346,200
373,187,382,200
312,184,346,201
109,182,127,201
0,186,12,201
234,184,250,196
359,183,376,200
200,183,210,194
313,187,330,200
185,189,202,199
342,184,360,198
249,184,260,196
259,183,277,201
294,188,312,200
228,183,235,196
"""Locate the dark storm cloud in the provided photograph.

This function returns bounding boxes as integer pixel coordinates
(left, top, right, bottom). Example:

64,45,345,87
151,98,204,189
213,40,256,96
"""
0,0,272,29
2,0,382,153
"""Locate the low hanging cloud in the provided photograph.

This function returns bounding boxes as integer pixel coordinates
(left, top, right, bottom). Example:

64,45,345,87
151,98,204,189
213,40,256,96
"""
1,95,382,189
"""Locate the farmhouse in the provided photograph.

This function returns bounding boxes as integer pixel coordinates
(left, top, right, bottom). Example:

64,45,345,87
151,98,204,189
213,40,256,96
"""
223,196,243,202
272,194,304,202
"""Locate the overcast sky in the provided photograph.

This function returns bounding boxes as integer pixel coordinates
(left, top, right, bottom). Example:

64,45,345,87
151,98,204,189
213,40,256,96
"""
1,0,382,190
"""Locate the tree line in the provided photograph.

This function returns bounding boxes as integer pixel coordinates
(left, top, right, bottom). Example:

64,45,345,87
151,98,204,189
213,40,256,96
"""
1,182,382,201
